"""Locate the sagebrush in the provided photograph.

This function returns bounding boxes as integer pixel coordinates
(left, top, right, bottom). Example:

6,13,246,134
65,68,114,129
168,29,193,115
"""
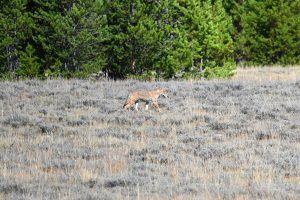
0,77,299,199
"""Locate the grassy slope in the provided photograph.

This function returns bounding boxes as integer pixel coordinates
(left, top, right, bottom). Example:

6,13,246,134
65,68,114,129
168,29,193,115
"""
0,68,300,199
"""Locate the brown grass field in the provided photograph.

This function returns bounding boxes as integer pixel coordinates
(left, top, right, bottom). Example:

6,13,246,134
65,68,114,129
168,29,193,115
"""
0,67,299,199
233,66,300,81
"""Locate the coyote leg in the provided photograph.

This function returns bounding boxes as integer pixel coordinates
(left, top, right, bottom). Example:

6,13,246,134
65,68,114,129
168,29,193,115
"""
145,100,150,110
135,102,139,111
152,101,161,112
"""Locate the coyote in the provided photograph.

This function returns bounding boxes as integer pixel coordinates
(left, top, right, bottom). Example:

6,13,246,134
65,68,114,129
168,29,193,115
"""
123,88,168,112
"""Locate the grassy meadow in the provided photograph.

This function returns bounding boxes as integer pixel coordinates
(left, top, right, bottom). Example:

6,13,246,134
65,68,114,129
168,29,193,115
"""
0,67,300,199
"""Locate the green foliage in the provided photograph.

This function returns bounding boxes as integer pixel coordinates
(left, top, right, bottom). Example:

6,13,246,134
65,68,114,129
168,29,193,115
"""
32,0,108,78
105,0,165,78
0,0,299,80
17,44,41,78
0,0,34,75
105,0,236,79
127,70,157,81
234,0,300,65
173,0,236,79
204,60,237,79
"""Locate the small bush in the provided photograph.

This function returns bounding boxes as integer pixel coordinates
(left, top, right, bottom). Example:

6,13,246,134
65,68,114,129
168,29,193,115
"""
3,115,30,128
204,62,237,79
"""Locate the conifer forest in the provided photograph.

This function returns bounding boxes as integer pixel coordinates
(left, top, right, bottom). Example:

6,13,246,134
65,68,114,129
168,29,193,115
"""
0,0,299,80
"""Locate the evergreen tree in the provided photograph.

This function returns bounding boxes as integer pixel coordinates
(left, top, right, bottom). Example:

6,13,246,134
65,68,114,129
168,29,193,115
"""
0,0,34,77
173,0,236,79
105,0,236,79
104,0,131,79
155,0,196,79
32,0,108,78
126,1,163,77
17,44,41,78
235,0,300,65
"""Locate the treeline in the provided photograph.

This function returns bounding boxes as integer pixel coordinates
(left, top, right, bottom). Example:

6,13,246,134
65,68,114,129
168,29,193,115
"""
0,0,299,80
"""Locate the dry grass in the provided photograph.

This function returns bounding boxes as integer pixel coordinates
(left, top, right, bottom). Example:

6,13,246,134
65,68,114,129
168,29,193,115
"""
233,66,300,81
0,67,299,199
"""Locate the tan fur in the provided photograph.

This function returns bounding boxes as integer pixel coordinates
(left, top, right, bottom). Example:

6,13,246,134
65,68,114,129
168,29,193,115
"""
123,88,168,112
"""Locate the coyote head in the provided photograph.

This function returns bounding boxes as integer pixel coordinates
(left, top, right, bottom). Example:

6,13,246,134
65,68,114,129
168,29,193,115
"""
156,88,169,98
123,95,133,109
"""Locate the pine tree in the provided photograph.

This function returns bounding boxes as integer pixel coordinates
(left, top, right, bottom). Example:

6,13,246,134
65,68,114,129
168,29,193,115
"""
126,1,162,76
235,0,300,65
0,0,34,77
104,0,130,79
17,44,40,78
105,0,236,79
202,0,236,78
32,0,108,78
173,0,236,79
105,1,165,79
